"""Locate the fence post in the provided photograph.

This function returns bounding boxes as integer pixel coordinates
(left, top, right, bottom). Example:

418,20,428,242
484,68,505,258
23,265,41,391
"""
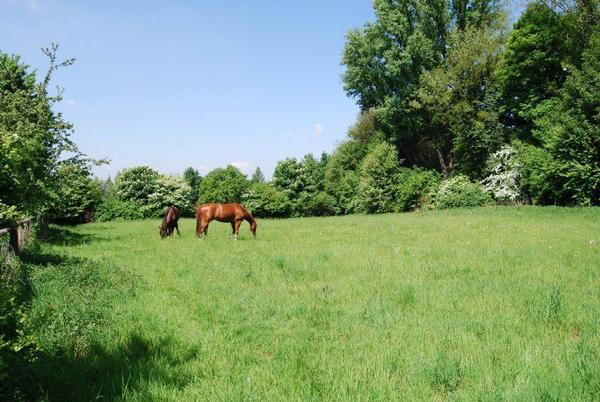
4,219,33,255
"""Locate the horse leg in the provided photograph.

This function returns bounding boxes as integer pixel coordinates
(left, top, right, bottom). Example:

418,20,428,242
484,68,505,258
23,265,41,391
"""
230,222,236,237
234,219,241,241
175,222,181,237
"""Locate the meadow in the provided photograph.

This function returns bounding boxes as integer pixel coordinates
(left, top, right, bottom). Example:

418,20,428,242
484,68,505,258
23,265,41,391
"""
21,207,600,401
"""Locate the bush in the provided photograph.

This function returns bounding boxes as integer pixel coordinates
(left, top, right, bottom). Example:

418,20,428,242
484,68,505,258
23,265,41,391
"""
356,142,401,213
47,162,102,224
395,168,441,212
428,175,492,209
298,192,337,217
198,165,248,204
482,145,523,204
115,166,160,209
242,183,292,218
146,175,194,217
94,199,144,222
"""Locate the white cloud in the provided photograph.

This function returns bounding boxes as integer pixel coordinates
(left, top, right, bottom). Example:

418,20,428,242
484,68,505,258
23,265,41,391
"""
230,160,252,170
197,165,210,174
65,98,77,106
314,123,323,136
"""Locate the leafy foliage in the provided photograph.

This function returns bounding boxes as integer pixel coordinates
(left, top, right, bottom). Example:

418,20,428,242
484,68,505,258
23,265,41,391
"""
182,167,202,212
342,0,503,171
46,161,102,224
272,153,329,216
428,175,492,209
198,165,248,204
242,183,292,218
251,167,266,184
94,199,144,222
146,175,194,217
482,145,522,204
395,168,442,212
0,47,77,225
356,142,401,213
115,166,160,210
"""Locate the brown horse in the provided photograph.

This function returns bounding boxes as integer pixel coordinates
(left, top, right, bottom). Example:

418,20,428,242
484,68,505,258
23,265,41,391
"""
196,203,257,239
159,206,181,238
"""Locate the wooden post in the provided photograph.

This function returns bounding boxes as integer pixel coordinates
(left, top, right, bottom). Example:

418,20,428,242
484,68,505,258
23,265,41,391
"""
2,219,33,255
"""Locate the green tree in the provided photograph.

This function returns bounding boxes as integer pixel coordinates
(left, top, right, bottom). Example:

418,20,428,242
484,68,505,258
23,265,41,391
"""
342,0,504,170
497,2,569,139
0,45,77,226
198,165,248,204
242,183,291,218
147,175,194,217
415,24,505,178
46,161,102,224
251,167,266,184
272,153,329,216
357,142,402,213
183,167,202,210
324,140,367,214
115,166,160,210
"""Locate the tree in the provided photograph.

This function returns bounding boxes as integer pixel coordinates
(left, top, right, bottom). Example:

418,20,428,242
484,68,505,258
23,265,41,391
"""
198,165,248,204
497,2,569,139
183,167,202,210
415,24,505,178
342,0,504,171
46,161,102,224
115,166,160,210
242,183,292,218
251,167,266,183
324,140,367,214
356,142,402,213
272,153,329,216
0,45,77,226
146,175,194,217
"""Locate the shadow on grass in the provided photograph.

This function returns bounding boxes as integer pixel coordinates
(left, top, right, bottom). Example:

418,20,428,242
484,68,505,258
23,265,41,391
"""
3,234,179,400
26,333,197,400
42,225,110,246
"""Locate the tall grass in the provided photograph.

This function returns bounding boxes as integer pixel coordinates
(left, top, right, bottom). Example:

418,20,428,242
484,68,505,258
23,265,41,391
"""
17,207,600,400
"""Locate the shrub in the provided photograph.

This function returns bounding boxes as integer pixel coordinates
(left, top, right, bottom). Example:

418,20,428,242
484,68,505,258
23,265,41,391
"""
146,175,194,217
115,166,160,208
47,162,102,224
395,168,441,212
428,175,492,209
242,183,292,218
482,145,523,204
356,142,401,213
298,192,337,217
94,199,144,222
198,165,248,204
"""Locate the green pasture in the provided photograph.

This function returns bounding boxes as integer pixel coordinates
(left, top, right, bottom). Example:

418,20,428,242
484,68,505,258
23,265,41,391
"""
21,207,600,400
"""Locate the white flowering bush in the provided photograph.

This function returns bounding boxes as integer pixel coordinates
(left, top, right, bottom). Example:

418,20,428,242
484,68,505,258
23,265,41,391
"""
481,145,522,204
428,175,492,209
146,175,194,217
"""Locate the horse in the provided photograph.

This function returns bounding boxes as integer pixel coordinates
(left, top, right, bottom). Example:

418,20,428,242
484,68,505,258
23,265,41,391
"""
196,203,257,240
159,206,181,238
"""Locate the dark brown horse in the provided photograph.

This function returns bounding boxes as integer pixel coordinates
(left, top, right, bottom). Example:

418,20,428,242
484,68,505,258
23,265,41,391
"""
159,206,180,238
196,203,257,239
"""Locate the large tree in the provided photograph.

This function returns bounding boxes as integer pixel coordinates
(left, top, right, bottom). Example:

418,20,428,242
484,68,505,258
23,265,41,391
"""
342,0,504,174
0,45,76,225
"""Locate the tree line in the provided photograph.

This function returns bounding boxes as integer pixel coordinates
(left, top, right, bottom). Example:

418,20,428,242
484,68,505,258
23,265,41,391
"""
1,0,599,228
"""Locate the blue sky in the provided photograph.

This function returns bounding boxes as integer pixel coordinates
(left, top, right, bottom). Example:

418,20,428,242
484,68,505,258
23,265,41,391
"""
1,1,524,179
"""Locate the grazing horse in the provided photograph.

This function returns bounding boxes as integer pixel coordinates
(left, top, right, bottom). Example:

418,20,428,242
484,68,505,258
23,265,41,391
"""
196,203,257,240
159,206,181,238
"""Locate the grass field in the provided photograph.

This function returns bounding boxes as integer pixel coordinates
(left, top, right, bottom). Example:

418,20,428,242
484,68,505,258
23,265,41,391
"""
21,207,600,400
